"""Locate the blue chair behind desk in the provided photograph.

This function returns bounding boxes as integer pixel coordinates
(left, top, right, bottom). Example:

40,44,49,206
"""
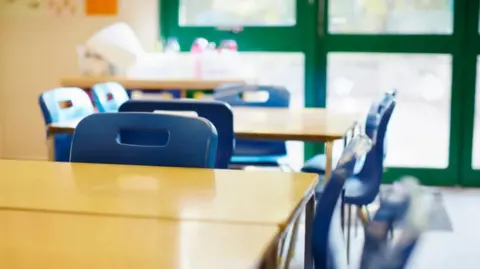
119,99,234,169
91,82,129,112
302,90,397,175
345,99,396,207
214,84,290,167
341,99,396,261
70,112,218,168
312,135,373,269
39,87,95,162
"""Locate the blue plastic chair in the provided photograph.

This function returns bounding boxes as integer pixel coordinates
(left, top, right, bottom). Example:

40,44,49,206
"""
341,99,396,262
119,99,234,169
302,91,397,175
312,135,372,269
91,82,129,112
344,98,396,206
214,84,290,167
70,112,218,168
39,87,95,162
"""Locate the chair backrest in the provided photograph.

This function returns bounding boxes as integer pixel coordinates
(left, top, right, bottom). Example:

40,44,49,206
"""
70,112,218,168
378,89,397,114
213,84,290,156
213,84,290,107
312,135,373,269
377,90,397,161
356,98,396,202
119,99,234,169
39,87,95,124
91,82,129,112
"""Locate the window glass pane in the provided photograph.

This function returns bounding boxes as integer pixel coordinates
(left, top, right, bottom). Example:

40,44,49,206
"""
472,57,480,169
327,53,451,168
179,0,296,26
329,0,453,34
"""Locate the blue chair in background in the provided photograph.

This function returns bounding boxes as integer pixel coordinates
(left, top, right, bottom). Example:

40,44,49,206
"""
91,82,129,112
342,99,396,261
119,99,234,169
214,84,290,167
302,91,397,175
344,99,395,209
312,135,373,269
70,112,218,168
39,87,95,162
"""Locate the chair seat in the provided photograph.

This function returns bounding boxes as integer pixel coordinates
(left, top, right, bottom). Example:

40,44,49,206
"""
343,176,377,205
302,154,365,175
229,154,286,166
301,154,330,174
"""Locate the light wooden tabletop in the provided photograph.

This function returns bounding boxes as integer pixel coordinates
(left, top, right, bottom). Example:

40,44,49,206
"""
0,160,316,227
0,210,278,269
48,107,358,142
61,76,248,90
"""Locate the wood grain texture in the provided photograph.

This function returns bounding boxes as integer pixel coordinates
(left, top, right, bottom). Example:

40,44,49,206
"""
0,210,278,269
0,160,316,228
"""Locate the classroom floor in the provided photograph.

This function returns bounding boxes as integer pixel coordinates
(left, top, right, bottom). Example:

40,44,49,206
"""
289,187,480,269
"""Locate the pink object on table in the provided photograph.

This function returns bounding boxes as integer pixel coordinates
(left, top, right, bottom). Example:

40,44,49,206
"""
191,38,209,53
220,40,238,51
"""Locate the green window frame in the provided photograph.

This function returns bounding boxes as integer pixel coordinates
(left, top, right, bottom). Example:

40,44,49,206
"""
159,0,480,187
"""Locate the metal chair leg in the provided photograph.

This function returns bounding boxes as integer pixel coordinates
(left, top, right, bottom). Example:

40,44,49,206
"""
357,205,369,227
354,207,359,237
346,204,352,264
341,189,345,232
283,217,300,269
389,226,395,239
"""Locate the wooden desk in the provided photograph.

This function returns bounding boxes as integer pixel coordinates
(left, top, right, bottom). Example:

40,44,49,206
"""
0,159,316,268
61,76,248,98
0,160,315,227
47,107,359,177
0,210,279,269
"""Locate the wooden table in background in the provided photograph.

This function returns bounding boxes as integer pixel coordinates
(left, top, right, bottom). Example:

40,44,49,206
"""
0,210,279,269
47,107,358,178
0,160,317,268
61,76,248,98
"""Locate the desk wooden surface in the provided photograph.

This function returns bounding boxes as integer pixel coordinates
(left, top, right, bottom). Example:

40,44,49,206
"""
0,210,278,269
61,76,247,90
0,160,316,227
48,107,358,142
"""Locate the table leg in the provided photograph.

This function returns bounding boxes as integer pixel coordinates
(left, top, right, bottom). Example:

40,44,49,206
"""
180,89,187,98
304,195,315,269
47,134,55,161
324,140,334,181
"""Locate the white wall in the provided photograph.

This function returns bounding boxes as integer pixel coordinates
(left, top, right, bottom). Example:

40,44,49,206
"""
0,0,159,160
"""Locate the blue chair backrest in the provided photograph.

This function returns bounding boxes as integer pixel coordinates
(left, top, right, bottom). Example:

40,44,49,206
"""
39,87,95,125
378,90,397,159
91,82,129,112
313,135,372,269
119,99,234,169
356,99,396,202
378,90,397,114
214,84,290,156
70,112,218,168
213,84,290,107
